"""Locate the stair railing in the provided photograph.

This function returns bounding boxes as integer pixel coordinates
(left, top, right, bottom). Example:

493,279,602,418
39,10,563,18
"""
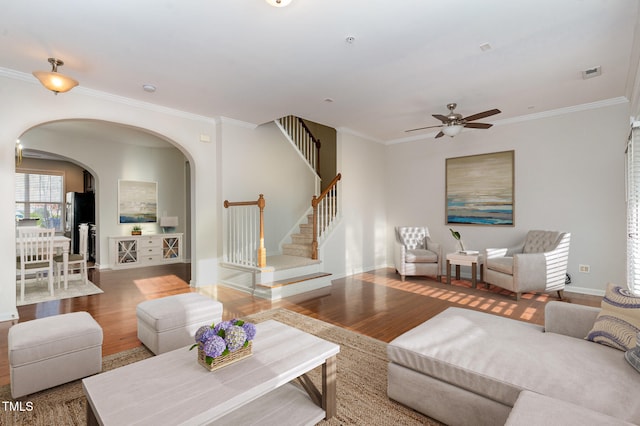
223,194,266,268
277,116,321,177
311,173,342,260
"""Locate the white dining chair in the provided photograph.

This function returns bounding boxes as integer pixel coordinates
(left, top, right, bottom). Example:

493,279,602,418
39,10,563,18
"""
55,223,89,288
17,227,56,303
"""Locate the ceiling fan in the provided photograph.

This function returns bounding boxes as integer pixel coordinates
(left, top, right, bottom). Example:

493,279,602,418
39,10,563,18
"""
406,103,501,138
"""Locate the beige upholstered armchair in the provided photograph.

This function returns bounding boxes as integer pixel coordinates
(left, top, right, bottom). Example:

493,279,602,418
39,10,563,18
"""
484,230,571,300
394,226,442,281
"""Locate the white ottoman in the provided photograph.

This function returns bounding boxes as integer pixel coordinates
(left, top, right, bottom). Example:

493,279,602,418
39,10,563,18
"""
8,311,103,398
137,293,223,355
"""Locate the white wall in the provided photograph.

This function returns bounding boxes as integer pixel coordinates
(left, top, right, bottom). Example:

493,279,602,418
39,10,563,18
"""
219,120,316,255
0,75,218,321
386,101,629,295
319,130,389,278
0,71,630,322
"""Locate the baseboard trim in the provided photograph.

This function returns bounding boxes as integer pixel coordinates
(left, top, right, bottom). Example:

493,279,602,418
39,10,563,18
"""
564,286,605,297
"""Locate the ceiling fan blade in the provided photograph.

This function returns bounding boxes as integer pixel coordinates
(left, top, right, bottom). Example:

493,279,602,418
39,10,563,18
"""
432,114,449,123
464,122,493,129
435,131,445,138
463,109,501,122
405,125,443,133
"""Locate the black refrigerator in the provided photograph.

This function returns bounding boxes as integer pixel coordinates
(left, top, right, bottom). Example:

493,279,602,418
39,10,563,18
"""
65,192,95,255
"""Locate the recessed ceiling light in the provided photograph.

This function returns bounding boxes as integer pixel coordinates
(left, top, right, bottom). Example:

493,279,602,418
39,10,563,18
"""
479,43,492,52
142,84,156,93
266,0,292,7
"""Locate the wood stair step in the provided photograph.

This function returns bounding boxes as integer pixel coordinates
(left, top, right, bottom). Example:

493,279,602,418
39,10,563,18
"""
256,272,332,289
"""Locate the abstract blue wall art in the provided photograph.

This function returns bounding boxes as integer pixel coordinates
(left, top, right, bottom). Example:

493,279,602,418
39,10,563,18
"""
446,150,514,226
118,180,158,224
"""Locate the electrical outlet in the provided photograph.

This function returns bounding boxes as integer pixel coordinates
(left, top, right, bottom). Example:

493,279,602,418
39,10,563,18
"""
579,264,590,273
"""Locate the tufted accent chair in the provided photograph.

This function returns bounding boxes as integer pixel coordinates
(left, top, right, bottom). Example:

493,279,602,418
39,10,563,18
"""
484,230,571,300
394,226,442,282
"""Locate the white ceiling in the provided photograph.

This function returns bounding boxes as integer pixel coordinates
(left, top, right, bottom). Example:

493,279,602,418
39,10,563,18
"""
2,0,640,143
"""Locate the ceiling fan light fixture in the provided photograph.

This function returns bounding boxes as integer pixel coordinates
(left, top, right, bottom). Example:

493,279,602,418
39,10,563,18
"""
266,0,292,7
32,58,79,94
442,124,464,137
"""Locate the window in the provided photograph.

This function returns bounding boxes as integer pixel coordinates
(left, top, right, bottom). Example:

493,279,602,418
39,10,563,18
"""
15,171,64,232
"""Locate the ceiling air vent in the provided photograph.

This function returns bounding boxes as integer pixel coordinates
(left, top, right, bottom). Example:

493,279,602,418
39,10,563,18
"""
582,66,602,79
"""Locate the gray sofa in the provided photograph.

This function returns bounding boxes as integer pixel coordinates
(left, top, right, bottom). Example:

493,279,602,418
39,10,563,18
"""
387,302,640,425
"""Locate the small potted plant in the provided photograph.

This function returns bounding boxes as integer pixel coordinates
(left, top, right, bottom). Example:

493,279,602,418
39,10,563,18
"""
131,225,142,235
449,228,465,252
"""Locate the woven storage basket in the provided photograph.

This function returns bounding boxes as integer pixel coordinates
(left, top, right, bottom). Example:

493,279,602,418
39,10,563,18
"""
198,342,252,371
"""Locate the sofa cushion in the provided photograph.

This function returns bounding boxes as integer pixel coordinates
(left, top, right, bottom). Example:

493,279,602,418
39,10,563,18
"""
506,390,636,426
405,249,437,263
387,307,640,424
626,347,640,374
486,256,513,275
586,283,640,351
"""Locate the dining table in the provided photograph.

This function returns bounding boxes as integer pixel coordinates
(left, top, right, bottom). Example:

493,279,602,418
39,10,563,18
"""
15,235,71,290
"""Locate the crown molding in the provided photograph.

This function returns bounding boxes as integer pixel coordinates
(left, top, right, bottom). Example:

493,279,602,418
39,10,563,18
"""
336,126,385,144
2,67,629,144
0,67,217,124
491,96,628,126
219,116,257,130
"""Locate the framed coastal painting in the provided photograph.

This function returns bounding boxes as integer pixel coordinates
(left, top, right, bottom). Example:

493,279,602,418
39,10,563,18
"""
118,180,158,223
445,150,514,225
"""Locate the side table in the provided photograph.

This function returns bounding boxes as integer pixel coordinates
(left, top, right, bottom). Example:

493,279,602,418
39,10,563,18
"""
446,252,484,288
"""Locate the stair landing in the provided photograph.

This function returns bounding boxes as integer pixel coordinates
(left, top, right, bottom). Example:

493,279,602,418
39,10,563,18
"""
265,254,320,271
219,255,332,301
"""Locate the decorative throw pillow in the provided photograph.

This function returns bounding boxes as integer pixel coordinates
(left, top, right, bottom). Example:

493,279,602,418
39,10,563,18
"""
585,283,640,351
625,333,640,373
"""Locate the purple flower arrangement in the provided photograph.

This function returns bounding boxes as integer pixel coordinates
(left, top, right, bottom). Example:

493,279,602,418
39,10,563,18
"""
190,319,257,366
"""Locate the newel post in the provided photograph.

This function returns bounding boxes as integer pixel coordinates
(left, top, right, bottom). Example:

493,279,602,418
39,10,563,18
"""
257,194,266,267
311,195,319,260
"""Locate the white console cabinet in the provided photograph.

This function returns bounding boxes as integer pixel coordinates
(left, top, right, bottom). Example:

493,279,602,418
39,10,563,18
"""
109,233,183,269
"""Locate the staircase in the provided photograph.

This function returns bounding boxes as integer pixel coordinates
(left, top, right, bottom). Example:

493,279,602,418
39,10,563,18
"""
282,214,314,258
219,116,340,301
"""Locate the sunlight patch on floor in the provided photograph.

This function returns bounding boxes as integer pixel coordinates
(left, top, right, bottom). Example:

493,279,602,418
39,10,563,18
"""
358,272,543,320
133,274,189,297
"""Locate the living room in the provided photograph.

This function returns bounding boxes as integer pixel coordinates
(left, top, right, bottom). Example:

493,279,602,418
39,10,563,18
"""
0,1,639,423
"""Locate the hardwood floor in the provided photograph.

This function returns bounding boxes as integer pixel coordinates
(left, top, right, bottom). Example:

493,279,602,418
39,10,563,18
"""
0,264,602,387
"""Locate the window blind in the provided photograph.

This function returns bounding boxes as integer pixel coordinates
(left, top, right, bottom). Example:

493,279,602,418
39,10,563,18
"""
627,125,640,294
15,171,64,231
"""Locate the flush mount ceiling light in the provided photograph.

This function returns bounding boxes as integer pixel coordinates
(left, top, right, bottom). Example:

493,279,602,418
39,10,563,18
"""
266,0,292,7
32,58,79,94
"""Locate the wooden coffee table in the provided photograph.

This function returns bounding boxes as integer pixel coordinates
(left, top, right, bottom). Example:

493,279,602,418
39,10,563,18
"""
83,320,340,425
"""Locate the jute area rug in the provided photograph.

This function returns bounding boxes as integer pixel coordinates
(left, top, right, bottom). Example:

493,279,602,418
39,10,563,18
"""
16,278,103,307
0,309,443,426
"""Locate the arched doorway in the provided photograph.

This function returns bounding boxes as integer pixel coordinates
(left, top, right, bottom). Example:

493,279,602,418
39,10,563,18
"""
17,119,192,273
